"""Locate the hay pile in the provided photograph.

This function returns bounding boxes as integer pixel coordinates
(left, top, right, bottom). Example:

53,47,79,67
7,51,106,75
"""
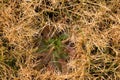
0,0,120,80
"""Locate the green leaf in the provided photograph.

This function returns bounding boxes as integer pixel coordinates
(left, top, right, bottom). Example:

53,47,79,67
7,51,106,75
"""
59,34,68,40
60,53,68,59
54,39,62,47
53,51,60,59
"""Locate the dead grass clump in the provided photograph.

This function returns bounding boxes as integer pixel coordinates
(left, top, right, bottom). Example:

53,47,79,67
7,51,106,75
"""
0,0,120,80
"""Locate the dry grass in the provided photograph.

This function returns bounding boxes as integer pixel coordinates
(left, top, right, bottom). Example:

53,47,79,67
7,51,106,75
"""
0,0,120,80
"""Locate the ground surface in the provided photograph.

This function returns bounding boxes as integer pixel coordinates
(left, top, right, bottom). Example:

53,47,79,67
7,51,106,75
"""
0,0,120,80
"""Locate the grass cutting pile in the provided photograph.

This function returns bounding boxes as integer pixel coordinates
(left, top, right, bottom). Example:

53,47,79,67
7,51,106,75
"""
0,0,120,80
